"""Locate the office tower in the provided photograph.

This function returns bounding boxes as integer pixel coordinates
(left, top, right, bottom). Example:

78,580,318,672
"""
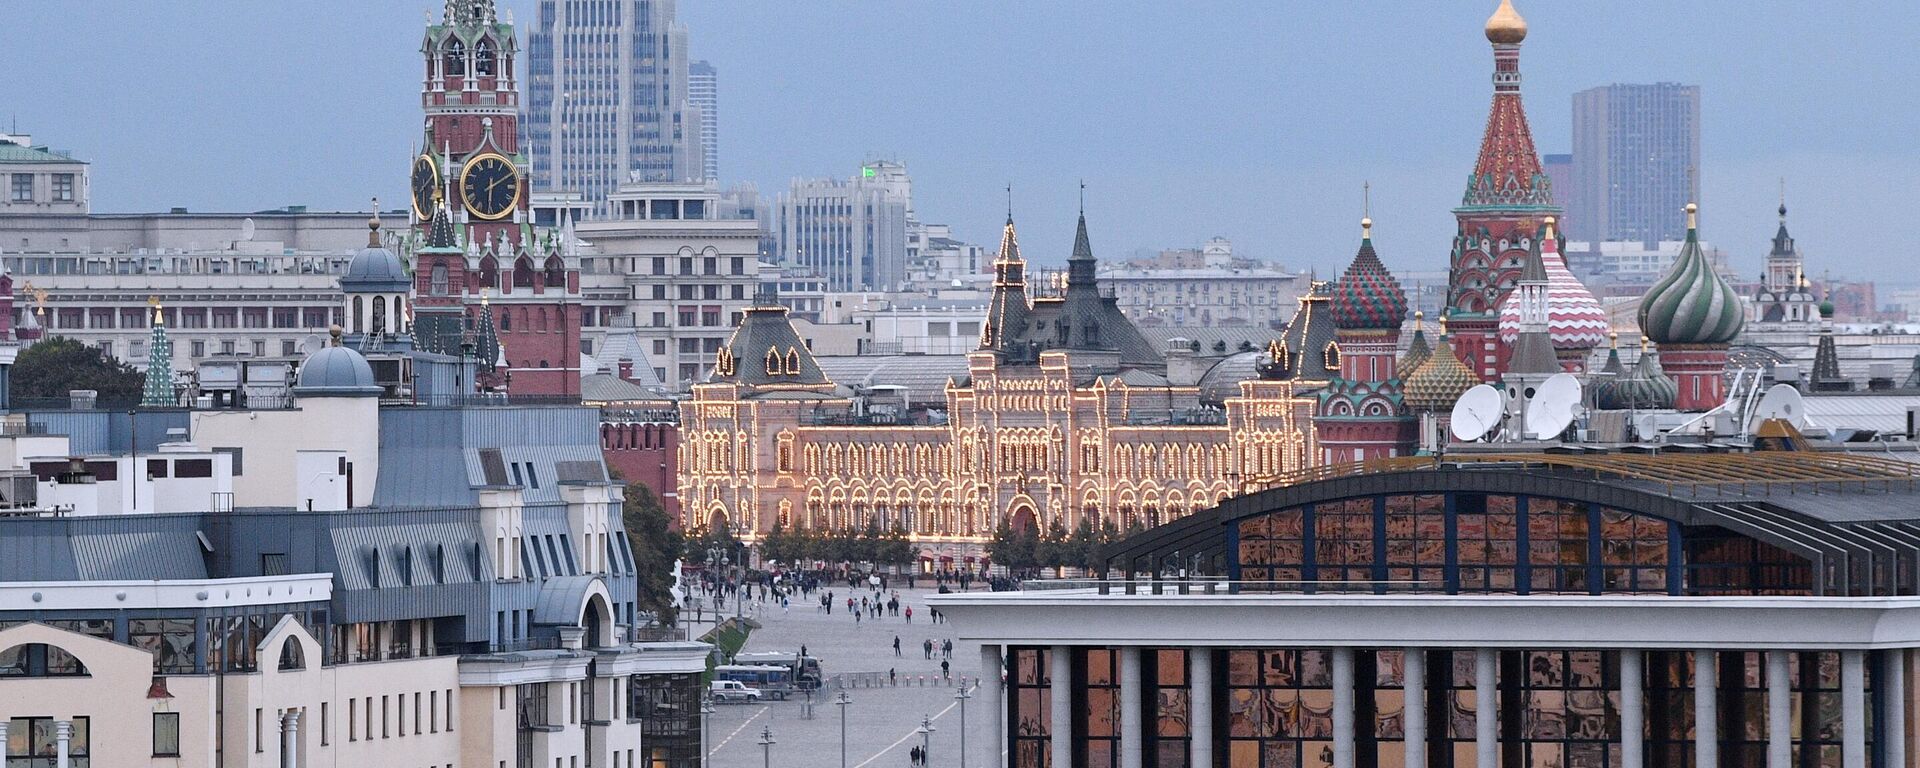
689,60,718,182
1570,83,1702,245
1542,152,1574,226
777,162,910,292
525,0,702,213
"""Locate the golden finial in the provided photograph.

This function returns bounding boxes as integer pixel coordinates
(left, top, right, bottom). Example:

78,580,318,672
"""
148,295,165,326
480,286,491,306
1414,310,1424,326
1685,202,1699,231
1640,334,1652,352
368,197,382,247
1485,0,1527,44
1361,181,1373,239
1609,330,1619,348
1437,314,1449,336
1542,215,1557,240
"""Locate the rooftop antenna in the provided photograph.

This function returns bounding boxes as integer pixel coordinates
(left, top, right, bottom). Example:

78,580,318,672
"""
1005,183,1013,221
1078,179,1085,215
1363,181,1370,220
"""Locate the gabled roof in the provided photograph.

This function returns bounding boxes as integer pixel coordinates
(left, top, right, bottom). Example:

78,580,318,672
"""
709,302,830,389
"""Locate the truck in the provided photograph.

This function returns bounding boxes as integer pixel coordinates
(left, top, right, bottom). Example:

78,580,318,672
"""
713,664,798,700
710,679,763,704
732,651,824,691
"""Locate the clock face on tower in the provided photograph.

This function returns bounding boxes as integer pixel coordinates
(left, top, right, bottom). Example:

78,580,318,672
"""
459,153,521,221
410,154,440,220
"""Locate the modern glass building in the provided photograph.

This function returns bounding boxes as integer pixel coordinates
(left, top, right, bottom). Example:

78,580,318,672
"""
1569,83,1702,247
936,451,1920,768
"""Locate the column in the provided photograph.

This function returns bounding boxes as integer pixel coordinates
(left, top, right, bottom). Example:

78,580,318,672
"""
282,709,302,768
981,645,1005,768
1475,648,1497,768
1766,651,1792,768
1119,647,1143,768
1191,649,1214,768
1842,650,1866,768
1051,646,1073,768
55,720,71,768
1332,647,1356,768
1694,650,1717,768
1403,648,1427,768
1885,650,1907,768
1619,650,1644,768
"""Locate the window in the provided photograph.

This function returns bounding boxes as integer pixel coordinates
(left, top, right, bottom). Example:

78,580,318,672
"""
51,174,75,203
175,459,214,478
151,712,182,756
350,698,358,741
9,174,31,202
431,264,450,295
1008,648,1052,768
0,643,89,676
8,717,90,767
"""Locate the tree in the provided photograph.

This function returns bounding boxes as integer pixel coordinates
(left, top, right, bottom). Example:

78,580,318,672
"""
11,336,143,403
616,481,682,626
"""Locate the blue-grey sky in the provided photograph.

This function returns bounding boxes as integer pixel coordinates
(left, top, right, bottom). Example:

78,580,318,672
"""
3,1,1914,282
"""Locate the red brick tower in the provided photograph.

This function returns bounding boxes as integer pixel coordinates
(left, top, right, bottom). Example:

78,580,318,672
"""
1445,0,1561,380
411,0,581,396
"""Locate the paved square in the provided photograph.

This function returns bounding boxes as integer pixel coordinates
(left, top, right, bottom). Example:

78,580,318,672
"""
700,584,995,768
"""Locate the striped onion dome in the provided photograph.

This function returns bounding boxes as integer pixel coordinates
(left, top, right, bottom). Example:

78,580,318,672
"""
1609,338,1677,410
1638,203,1746,345
1498,218,1608,350
1592,333,1629,409
1330,218,1409,330
1397,313,1432,379
1404,326,1481,412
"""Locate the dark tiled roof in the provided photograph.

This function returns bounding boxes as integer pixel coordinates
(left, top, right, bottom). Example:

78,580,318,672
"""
711,305,830,388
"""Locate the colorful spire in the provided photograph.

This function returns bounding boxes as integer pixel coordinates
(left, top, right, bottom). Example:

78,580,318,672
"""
1330,216,1408,330
1638,203,1746,345
1461,0,1550,210
1497,217,1607,351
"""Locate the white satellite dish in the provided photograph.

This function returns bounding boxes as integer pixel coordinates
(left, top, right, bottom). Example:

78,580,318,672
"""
1450,384,1505,442
1524,372,1583,440
240,217,256,242
1748,383,1808,432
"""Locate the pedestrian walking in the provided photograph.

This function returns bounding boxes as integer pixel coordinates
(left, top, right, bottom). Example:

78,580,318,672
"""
890,667,897,685
893,635,902,656
940,659,950,679
924,639,933,659
905,606,913,623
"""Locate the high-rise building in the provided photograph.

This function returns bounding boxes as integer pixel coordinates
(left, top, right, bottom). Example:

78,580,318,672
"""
777,162,910,292
688,60,718,182
1570,82,1702,246
525,0,702,213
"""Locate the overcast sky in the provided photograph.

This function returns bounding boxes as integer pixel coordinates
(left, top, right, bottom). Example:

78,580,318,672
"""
2,1,1914,282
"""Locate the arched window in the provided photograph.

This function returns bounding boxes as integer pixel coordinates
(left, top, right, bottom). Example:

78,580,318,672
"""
443,39,467,77
513,257,536,289
351,296,363,334
278,639,305,671
785,349,801,375
474,37,497,77
479,255,499,289
544,256,565,289
1323,341,1341,371
372,295,387,334
0,643,89,677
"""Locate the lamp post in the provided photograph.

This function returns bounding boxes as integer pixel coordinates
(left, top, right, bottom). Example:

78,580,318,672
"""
835,690,853,768
916,714,936,767
756,725,776,768
955,682,975,768
700,697,715,767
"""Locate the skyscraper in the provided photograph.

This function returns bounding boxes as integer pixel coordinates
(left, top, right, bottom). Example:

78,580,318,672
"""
1570,83,1702,246
777,162,911,292
525,0,703,213
688,60,718,182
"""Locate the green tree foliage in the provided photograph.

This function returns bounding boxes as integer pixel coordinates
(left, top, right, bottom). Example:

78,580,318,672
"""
11,337,143,402
682,524,741,567
619,481,683,626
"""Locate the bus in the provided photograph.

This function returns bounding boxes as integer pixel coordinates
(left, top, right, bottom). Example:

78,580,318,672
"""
713,664,797,700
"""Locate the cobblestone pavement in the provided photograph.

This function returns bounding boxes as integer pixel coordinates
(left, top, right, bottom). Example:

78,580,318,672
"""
704,584,995,768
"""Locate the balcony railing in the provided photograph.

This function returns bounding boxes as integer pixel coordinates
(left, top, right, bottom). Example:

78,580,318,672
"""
1017,578,1448,596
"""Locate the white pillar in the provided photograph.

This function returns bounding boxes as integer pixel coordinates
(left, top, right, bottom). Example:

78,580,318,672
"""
1051,646,1073,768
980,645,1004,768
1620,650,1644,768
1694,650,1717,768
55,720,71,768
1332,647,1356,768
283,709,301,768
1842,650,1867,768
1190,649,1214,768
1119,647,1143,768
1885,650,1907,768
1475,648,1497,768
1403,649,1427,768
1767,651,1792,768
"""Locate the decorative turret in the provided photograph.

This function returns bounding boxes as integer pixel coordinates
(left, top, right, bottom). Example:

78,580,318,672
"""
141,298,176,407
1330,217,1409,331
1397,312,1432,379
1405,318,1481,413
1637,203,1744,410
1608,337,1677,411
1497,217,1606,371
980,214,1032,356
1592,332,1628,410
1503,243,1560,377
1316,215,1417,462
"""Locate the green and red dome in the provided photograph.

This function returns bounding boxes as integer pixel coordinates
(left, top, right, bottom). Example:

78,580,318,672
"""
1331,218,1410,331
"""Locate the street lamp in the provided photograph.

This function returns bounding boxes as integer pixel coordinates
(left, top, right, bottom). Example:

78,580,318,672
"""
756,725,777,768
954,683,975,768
700,697,716,767
835,690,854,768
915,714,936,767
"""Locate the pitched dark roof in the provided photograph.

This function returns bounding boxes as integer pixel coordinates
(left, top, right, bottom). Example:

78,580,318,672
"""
710,304,830,389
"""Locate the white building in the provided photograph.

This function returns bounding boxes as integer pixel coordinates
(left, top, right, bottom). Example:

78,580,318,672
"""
777,163,910,292
0,133,87,218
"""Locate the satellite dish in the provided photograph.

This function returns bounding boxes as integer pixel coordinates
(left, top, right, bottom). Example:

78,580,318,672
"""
1524,372,1583,440
1749,383,1808,432
1450,384,1504,442
240,217,256,242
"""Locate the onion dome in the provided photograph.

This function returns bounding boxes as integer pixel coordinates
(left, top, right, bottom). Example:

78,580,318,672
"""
1592,332,1630,409
1405,318,1482,412
1485,0,1527,44
1398,312,1433,379
1609,337,1677,410
1638,203,1746,345
1330,217,1409,330
1498,218,1607,351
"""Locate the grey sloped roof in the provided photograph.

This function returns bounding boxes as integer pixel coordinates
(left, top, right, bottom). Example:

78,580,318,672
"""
328,517,489,591
813,355,969,407
1139,326,1276,356
375,406,609,507
1274,286,1339,382
0,515,208,582
1198,351,1265,404
711,305,830,388
533,575,603,626
590,329,667,390
581,373,661,404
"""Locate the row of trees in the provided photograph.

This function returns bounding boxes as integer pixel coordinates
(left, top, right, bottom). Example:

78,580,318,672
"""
984,515,1148,573
758,520,918,567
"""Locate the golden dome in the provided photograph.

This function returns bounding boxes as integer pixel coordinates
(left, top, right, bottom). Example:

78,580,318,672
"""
1485,0,1527,44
